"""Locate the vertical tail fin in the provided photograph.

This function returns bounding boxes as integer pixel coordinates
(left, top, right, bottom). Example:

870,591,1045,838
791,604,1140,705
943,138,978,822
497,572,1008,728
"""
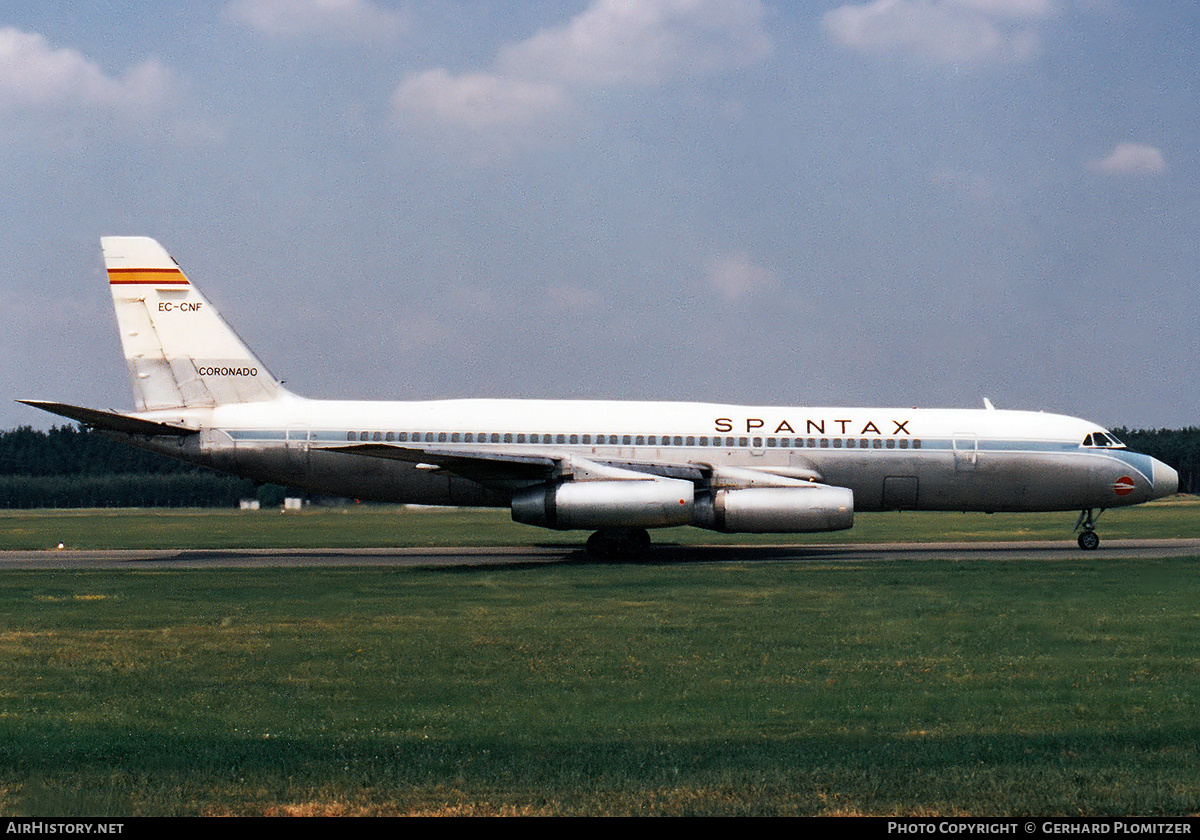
103,236,284,410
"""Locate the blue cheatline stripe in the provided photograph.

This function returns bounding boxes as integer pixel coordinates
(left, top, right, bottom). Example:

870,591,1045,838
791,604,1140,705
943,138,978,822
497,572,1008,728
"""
1100,449,1155,482
224,428,1105,457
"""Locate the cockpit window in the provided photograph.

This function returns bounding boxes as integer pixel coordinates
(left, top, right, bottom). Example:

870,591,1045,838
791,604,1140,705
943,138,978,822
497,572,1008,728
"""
1083,431,1125,449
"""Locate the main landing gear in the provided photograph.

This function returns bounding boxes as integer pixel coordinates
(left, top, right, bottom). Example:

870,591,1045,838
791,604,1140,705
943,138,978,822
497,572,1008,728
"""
586,527,653,560
1074,508,1103,550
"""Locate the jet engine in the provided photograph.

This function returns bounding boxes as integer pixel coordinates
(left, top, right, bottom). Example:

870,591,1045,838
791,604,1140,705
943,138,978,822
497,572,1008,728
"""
693,485,854,533
511,478,694,530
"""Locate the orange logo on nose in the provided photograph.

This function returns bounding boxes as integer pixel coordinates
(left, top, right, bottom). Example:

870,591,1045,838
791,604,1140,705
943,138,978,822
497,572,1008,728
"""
1113,476,1135,496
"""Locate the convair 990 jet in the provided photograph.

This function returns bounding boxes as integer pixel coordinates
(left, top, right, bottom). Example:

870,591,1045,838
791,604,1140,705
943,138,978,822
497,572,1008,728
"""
19,237,1178,557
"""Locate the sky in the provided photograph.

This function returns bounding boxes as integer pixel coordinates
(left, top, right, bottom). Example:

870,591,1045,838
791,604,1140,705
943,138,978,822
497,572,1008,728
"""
2,0,1196,431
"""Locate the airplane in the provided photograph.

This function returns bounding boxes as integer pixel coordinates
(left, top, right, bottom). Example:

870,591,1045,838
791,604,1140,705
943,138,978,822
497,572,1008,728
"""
19,236,1178,557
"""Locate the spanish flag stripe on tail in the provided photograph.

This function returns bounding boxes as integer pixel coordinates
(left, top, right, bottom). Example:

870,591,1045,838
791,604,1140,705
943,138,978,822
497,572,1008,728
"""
107,268,189,285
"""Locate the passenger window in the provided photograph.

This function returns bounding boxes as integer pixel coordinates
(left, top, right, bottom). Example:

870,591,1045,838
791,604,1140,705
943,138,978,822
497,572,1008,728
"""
504,433,513,443
569,434,578,444
739,437,749,447
556,434,566,444
635,435,645,445
399,432,408,442
451,433,460,442
686,436,695,446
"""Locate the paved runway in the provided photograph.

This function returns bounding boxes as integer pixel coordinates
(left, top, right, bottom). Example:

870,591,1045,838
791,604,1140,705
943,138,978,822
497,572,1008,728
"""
1,539,1198,569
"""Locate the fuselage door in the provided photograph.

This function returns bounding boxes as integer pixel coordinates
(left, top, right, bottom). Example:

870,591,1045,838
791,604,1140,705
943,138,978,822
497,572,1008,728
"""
953,433,978,472
286,426,310,476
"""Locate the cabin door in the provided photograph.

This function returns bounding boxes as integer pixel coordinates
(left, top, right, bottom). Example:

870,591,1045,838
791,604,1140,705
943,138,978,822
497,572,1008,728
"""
953,434,978,472
285,427,310,479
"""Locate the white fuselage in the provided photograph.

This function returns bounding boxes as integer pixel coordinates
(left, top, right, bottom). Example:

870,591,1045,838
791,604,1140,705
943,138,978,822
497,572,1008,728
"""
127,395,1177,518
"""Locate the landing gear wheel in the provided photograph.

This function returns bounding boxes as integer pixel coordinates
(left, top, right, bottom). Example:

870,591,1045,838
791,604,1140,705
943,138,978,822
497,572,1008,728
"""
1074,508,1103,551
586,530,613,559
625,528,652,555
585,528,653,561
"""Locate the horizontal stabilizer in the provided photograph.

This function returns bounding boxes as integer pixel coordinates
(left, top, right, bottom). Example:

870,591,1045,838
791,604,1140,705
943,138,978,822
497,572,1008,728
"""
16,400,197,437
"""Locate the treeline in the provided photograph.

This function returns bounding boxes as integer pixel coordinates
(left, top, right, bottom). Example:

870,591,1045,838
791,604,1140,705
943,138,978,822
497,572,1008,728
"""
0,425,266,509
1,423,1197,509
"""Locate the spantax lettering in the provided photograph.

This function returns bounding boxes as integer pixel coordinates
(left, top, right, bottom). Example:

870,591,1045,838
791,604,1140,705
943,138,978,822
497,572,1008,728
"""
714,417,912,436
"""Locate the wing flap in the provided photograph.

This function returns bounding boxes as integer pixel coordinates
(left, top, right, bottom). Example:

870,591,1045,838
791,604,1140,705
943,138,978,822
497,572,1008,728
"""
328,443,558,484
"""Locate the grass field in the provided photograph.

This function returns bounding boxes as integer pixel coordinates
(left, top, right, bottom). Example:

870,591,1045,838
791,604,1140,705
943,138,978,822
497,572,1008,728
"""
2,500,1199,816
2,496,1198,550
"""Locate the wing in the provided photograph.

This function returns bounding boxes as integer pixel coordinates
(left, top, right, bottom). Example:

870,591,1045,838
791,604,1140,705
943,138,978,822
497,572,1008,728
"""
328,443,558,485
329,441,821,491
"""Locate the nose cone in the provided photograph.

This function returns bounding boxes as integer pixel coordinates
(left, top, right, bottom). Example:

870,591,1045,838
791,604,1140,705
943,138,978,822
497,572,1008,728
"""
1151,457,1179,499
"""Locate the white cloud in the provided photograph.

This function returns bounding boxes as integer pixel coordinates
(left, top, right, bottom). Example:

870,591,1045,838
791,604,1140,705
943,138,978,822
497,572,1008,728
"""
499,0,772,87
392,0,771,143
0,26,173,114
392,69,569,132
703,252,776,301
225,0,408,43
955,0,1058,18
1087,142,1167,176
823,0,1056,65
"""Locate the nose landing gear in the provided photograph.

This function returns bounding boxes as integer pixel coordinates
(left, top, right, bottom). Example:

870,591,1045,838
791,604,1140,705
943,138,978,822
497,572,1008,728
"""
1074,508,1103,550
